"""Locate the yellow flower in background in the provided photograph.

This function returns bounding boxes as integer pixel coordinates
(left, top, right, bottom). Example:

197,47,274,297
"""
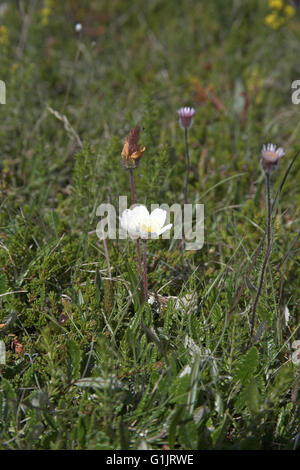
268,0,283,9
264,12,283,29
285,5,296,17
0,25,8,45
265,0,296,29
41,0,54,26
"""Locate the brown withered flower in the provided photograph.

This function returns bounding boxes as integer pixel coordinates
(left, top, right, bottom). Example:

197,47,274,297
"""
121,125,146,169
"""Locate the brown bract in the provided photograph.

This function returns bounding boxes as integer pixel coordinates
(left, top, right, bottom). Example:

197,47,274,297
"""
261,158,279,173
121,125,146,169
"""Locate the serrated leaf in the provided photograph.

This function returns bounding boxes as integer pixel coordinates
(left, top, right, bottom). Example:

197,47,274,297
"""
169,370,190,405
234,347,259,386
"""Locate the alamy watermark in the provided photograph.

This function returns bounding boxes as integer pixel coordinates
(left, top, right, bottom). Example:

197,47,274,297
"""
96,196,204,251
291,80,300,104
0,80,6,104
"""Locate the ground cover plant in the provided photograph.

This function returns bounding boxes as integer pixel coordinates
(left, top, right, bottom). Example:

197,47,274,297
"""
0,0,300,450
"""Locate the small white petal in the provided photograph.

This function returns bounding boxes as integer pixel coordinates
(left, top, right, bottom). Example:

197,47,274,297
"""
150,208,167,229
132,205,150,225
120,209,131,230
157,223,172,235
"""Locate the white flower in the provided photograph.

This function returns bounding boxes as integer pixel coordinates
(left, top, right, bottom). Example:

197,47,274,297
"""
261,143,285,163
120,205,172,239
75,23,82,32
261,143,285,173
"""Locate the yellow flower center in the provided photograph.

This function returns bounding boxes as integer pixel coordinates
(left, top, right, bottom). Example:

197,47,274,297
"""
265,151,277,160
141,223,153,233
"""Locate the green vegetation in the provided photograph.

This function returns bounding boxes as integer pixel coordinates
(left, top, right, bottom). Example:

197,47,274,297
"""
0,0,299,450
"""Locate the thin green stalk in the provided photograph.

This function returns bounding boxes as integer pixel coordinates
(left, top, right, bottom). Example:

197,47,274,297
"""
228,149,300,320
250,172,272,339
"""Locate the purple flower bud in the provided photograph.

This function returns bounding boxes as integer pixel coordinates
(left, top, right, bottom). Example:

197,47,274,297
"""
177,107,195,129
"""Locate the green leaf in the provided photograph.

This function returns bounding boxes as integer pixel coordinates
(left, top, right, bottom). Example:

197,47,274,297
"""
67,339,82,381
0,273,8,295
95,268,102,307
168,406,184,449
245,379,260,413
234,347,259,386
50,210,60,237
126,262,141,311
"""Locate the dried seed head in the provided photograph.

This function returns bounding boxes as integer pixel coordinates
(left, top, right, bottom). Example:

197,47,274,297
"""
261,143,285,173
121,125,146,169
177,107,195,129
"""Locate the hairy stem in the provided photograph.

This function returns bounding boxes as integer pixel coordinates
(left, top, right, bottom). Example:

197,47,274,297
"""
129,168,143,297
183,128,190,205
250,172,272,339
129,168,136,205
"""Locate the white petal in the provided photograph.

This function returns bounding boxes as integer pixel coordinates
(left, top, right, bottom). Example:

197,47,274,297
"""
276,148,285,158
120,209,140,238
131,205,150,226
157,223,172,235
120,209,131,231
150,208,167,229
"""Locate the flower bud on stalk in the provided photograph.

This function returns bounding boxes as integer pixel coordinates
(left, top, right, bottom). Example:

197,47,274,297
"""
121,125,146,169
261,143,285,174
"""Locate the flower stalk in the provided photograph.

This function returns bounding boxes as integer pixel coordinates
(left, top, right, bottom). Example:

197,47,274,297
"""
121,125,146,300
183,127,190,205
177,107,195,205
129,168,143,298
249,143,285,340
142,240,148,301
250,172,272,338
120,205,172,304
